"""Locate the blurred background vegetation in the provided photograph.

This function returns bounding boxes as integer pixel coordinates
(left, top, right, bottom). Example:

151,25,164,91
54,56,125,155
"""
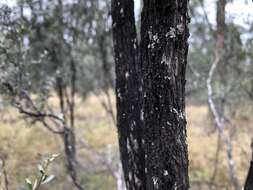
0,0,253,189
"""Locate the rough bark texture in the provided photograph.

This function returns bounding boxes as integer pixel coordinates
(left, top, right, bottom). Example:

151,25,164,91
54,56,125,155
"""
112,0,190,189
245,162,253,190
111,0,145,189
244,141,253,190
140,1,190,189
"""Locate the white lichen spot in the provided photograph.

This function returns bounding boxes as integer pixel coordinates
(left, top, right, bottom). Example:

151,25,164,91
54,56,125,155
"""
161,53,166,63
120,8,124,14
179,112,185,119
165,76,171,80
117,88,122,100
174,182,178,190
129,171,132,181
130,120,136,131
139,85,143,92
133,43,137,49
161,53,171,66
127,138,131,152
176,23,184,34
140,109,144,121
148,42,155,49
152,176,159,189
172,108,179,115
166,121,172,126
166,27,176,38
134,174,140,184
145,167,148,173
163,170,168,176
148,31,153,40
153,34,158,42
133,139,138,150
125,71,129,79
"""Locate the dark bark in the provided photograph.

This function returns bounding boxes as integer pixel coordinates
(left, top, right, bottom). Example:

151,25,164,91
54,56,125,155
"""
61,127,84,190
111,0,145,189
244,162,253,190
112,0,190,190
244,140,253,190
56,73,83,190
140,0,190,189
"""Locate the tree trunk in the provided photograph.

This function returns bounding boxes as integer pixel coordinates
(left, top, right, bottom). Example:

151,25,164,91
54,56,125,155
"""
112,0,190,189
244,160,253,190
244,140,253,190
111,0,145,189
140,0,190,189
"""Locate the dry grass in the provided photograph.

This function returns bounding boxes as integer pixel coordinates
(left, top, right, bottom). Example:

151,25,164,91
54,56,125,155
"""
187,105,253,189
0,95,252,190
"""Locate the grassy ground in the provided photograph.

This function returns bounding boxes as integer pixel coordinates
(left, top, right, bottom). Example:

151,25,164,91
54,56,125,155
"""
187,105,252,189
0,95,252,190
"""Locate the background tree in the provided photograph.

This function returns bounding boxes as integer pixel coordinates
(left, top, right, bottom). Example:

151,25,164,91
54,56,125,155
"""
0,0,118,189
189,0,253,189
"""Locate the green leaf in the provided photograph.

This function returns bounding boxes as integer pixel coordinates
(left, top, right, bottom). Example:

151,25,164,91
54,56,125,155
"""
41,175,55,185
49,153,60,162
38,164,45,174
25,178,33,190
41,175,55,184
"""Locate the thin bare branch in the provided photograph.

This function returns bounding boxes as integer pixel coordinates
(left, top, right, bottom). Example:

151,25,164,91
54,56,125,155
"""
198,0,214,34
206,44,240,190
0,157,9,190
